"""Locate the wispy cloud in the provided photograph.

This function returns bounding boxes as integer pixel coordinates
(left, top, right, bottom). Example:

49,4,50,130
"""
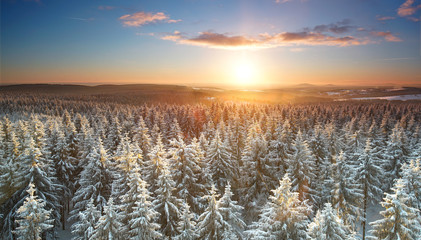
371,31,402,42
397,0,421,17
376,15,396,21
67,17,94,22
98,5,115,11
119,11,181,27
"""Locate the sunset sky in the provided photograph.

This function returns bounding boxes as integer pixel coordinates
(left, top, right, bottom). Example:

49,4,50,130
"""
1,0,420,88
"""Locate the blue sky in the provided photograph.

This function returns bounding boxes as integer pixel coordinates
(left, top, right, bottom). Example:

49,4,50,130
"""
1,0,420,87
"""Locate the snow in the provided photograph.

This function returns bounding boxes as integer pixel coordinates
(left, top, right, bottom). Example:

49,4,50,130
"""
351,94,421,101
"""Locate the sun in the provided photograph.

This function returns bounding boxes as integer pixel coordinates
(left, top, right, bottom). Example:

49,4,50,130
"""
233,60,257,86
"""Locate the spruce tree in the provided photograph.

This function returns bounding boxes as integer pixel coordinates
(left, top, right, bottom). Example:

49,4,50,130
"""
153,162,182,238
71,138,113,222
369,178,421,240
174,202,198,240
286,131,317,203
14,183,53,240
91,197,122,240
127,174,161,240
246,174,310,239
355,138,384,240
218,182,245,239
307,203,356,240
196,185,228,240
71,198,100,240
207,130,236,193
331,152,363,228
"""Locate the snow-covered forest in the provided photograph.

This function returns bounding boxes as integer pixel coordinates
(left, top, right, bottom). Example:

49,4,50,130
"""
0,93,420,240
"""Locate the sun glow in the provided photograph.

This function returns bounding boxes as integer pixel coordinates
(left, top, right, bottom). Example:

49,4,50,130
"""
233,59,257,86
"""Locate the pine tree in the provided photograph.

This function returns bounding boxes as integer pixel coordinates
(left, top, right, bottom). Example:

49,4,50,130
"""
245,174,311,240
71,199,100,240
153,162,182,238
174,202,198,240
218,182,245,239
127,175,162,240
368,178,421,240
355,138,384,240
91,197,122,240
14,183,53,240
307,203,356,240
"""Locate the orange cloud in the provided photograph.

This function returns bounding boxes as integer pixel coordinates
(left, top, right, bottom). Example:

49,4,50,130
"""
397,0,421,17
119,12,180,27
161,30,371,49
376,16,396,21
371,31,402,42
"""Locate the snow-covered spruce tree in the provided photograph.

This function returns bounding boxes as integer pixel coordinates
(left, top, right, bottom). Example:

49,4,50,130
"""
174,202,198,240
401,159,421,215
91,197,122,240
127,174,162,240
112,134,142,201
207,129,237,193
331,151,363,228
240,122,274,220
308,124,331,210
286,130,317,204
368,178,421,240
153,161,182,238
14,183,53,240
71,138,113,223
307,203,356,240
169,137,210,214
384,123,409,184
133,116,152,163
0,130,23,205
196,185,229,240
118,167,150,238
218,182,246,239
355,138,384,240
45,120,74,229
104,115,122,153
20,135,62,239
71,198,100,240
245,174,311,240
144,134,167,193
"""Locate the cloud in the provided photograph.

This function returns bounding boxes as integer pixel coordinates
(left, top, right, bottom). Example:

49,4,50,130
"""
371,31,402,42
98,5,115,11
67,17,94,22
168,19,182,23
397,0,421,17
376,15,396,21
311,19,353,34
161,30,371,50
119,11,180,27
